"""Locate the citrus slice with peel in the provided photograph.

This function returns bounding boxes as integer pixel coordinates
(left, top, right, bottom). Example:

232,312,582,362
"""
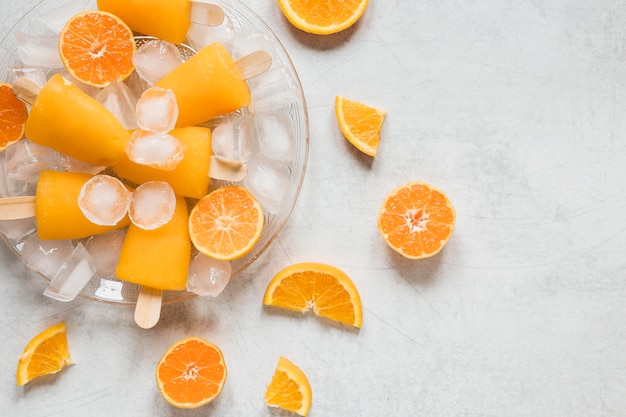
265,356,312,416
263,262,363,328
378,182,456,259
156,337,227,409
277,0,368,35
0,82,28,151
59,10,136,88
189,186,264,261
17,322,72,386
335,96,386,157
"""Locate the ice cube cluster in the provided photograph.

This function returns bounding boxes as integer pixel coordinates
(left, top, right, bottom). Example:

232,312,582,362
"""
1,1,305,302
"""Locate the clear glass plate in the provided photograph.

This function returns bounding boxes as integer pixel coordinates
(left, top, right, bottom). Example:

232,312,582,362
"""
0,0,309,305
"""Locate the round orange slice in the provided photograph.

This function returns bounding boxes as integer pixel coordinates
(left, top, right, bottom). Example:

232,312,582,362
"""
263,262,363,328
378,182,456,259
156,336,227,409
335,96,386,157
0,82,28,152
277,0,369,35
17,322,72,386
189,186,264,261
59,10,136,88
265,356,312,416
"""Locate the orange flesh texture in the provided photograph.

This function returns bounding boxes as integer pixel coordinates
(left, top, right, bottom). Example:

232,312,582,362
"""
115,195,190,290
97,0,191,44
283,0,366,29
378,183,455,258
114,126,211,199
24,74,130,166
265,357,312,416
35,170,130,240
17,322,71,386
157,338,226,408
155,42,251,127
0,84,27,149
264,263,362,328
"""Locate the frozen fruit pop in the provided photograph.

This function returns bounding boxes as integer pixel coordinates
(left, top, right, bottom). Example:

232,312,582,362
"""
97,0,225,44
23,74,131,166
155,42,270,127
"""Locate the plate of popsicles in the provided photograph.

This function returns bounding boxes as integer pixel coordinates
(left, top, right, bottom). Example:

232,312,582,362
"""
0,0,309,327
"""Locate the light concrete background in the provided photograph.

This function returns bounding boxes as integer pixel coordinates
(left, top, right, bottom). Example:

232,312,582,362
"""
1,0,626,415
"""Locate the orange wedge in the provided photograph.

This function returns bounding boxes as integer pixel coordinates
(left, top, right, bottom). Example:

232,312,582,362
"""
156,337,227,409
263,262,363,328
189,186,264,261
335,96,386,157
0,82,28,151
378,182,456,259
59,10,136,88
17,322,72,386
277,0,368,35
265,356,312,416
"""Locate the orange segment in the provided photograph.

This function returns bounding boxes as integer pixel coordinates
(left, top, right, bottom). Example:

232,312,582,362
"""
264,357,312,416
335,96,386,157
277,0,368,35
188,186,264,261
378,182,456,259
59,10,136,88
156,337,227,409
263,262,363,328
17,322,72,386
0,83,28,151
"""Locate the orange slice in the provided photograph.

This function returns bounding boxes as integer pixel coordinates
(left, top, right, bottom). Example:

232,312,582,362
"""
263,262,363,328
17,322,72,386
277,0,368,35
378,182,456,259
335,96,386,157
0,82,28,151
59,10,136,88
189,186,264,261
264,356,312,416
156,336,227,409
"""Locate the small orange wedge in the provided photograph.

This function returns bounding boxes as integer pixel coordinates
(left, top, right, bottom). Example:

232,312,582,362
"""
265,356,312,416
263,262,363,328
335,96,386,157
277,0,368,35
17,322,72,386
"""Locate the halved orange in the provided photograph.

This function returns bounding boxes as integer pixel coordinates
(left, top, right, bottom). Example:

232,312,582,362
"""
156,337,227,409
264,356,312,416
263,262,363,328
59,10,136,88
17,322,72,386
0,83,28,151
277,0,369,35
335,96,386,157
189,186,264,261
378,182,455,259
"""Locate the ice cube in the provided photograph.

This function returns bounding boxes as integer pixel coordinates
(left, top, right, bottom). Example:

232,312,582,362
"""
231,31,277,62
129,181,176,230
36,0,90,34
85,229,126,277
0,218,36,244
254,111,296,161
212,117,256,161
212,120,236,159
94,279,124,301
43,243,96,302
136,87,178,133
186,252,232,297
21,234,74,277
125,130,185,170
244,158,290,214
7,66,47,88
77,175,131,226
96,79,139,130
15,32,63,68
61,155,105,175
249,66,300,113
4,139,63,195
133,40,183,85
186,16,235,51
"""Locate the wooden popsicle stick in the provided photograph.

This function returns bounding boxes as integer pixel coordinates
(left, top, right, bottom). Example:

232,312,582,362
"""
190,2,225,26
209,155,247,182
235,50,272,80
0,196,36,220
134,286,163,329
13,77,41,106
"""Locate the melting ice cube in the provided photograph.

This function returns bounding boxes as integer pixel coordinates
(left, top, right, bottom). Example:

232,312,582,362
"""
244,158,290,214
133,40,183,85
186,252,232,297
136,87,179,133
231,30,276,62
254,111,296,162
125,130,185,170
129,181,176,230
43,243,96,302
21,234,74,277
85,229,126,278
186,16,235,51
96,79,139,130
15,32,63,68
77,175,131,226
